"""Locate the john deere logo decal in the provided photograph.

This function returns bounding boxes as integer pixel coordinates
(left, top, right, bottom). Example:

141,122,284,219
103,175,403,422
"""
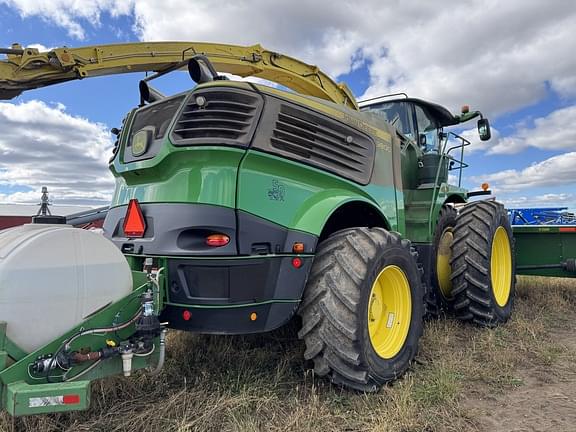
267,179,286,201
132,130,149,157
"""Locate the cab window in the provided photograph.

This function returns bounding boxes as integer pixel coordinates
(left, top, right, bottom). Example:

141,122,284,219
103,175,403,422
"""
415,105,440,153
363,101,415,140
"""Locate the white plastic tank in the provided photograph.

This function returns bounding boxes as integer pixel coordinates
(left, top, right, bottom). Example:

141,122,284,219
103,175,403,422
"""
0,224,133,353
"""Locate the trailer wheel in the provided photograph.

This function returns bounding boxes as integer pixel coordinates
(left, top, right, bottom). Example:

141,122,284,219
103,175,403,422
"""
428,205,458,316
450,201,516,326
298,228,424,391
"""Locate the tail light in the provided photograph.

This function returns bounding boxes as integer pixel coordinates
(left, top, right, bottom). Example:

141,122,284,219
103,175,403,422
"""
206,234,230,247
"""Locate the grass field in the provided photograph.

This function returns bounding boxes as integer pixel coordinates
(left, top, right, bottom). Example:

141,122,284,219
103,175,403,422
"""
2,276,575,432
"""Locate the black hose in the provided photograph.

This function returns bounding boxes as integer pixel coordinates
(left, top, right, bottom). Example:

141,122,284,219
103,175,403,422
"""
45,311,142,382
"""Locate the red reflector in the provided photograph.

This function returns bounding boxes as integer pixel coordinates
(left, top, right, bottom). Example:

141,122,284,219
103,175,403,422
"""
123,199,146,238
559,227,576,232
63,394,80,405
182,310,192,321
206,234,230,247
292,257,303,269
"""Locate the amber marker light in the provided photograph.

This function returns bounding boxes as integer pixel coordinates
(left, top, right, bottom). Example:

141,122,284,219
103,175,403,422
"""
481,182,490,191
292,242,305,253
250,312,258,321
206,234,230,247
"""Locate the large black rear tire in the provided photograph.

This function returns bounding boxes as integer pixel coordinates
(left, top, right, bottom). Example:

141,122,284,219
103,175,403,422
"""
450,201,516,326
297,228,425,391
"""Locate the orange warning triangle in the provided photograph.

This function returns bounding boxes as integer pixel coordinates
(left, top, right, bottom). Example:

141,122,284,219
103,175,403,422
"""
123,199,146,238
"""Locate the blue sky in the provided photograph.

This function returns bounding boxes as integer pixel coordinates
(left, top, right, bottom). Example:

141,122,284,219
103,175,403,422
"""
0,0,575,209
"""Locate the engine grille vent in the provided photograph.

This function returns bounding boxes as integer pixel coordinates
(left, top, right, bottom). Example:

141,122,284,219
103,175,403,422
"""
171,88,263,147
270,104,375,184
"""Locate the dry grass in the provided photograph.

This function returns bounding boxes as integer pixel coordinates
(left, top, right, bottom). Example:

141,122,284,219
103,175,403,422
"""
2,276,575,432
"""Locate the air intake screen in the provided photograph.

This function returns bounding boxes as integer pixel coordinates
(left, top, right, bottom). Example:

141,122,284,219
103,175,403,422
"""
267,104,375,184
171,88,263,147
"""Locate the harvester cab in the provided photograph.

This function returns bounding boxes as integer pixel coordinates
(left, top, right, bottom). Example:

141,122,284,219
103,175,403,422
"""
361,95,491,188
0,41,572,417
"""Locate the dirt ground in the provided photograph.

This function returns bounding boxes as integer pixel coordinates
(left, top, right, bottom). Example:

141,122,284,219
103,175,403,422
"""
1,275,575,432
465,326,576,432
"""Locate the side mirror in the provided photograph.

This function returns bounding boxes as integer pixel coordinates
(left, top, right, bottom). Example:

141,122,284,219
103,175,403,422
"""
478,118,491,141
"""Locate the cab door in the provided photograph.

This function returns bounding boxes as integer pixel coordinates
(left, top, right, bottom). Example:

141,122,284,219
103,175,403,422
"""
413,104,441,153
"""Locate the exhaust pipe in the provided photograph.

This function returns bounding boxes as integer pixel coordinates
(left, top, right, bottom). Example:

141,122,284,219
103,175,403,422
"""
188,55,220,84
138,55,226,105
139,80,165,105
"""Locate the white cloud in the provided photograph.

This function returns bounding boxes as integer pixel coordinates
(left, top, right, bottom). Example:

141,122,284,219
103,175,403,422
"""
453,126,500,154
489,106,576,154
3,0,575,117
0,0,132,39
458,103,576,208
134,0,576,116
448,174,459,186
129,1,365,78
459,104,576,155
471,152,576,193
362,1,576,116
26,43,54,52
0,100,115,205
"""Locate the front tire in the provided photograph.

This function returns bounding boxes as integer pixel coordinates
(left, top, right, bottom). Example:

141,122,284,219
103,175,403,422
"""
450,201,516,326
298,228,425,391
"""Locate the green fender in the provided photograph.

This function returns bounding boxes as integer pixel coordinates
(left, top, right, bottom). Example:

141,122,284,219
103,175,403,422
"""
237,150,393,236
291,193,389,236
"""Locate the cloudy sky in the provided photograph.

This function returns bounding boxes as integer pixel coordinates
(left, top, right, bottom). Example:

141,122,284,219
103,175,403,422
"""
0,0,575,209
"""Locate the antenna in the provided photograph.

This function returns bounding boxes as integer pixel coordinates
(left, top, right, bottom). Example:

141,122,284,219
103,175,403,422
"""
32,187,66,225
36,186,52,216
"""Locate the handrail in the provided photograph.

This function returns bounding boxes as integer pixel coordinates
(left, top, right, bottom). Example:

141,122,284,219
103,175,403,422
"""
445,131,471,187
426,131,471,235
357,92,409,106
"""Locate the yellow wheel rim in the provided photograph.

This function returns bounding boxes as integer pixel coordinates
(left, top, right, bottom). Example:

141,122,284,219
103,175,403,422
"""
367,265,412,359
436,228,453,298
491,226,512,307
